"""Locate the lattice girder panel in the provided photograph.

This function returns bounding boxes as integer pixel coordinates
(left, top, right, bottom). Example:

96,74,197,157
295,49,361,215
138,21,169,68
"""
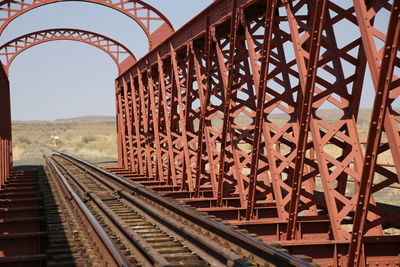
131,76,150,176
212,26,252,205
116,84,129,168
283,0,381,241
134,71,156,177
243,3,311,221
168,46,195,191
155,55,181,186
138,70,165,180
126,73,146,175
355,0,400,201
191,34,229,197
182,42,217,193
147,68,171,183
348,0,400,254
120,87,130,168
126,84,141,173
117,0,400,265
122,89,134,171
121,78,136,172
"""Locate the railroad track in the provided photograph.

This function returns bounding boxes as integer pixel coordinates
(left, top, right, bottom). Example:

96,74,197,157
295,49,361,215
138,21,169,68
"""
44,156,133,266
46,152,315,267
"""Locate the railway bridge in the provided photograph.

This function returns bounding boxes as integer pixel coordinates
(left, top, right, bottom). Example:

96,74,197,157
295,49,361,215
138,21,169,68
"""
0,0,399,266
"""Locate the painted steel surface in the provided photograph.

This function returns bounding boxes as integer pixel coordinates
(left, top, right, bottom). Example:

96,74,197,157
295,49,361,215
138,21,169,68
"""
0,0,174,49
0,28,137,74
0,63,11,185
0,0,399,265
114,0,400,265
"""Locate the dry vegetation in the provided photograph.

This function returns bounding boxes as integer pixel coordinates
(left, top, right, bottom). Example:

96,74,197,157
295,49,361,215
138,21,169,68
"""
12,116,118,162
11,109,393,163
11,109,399,208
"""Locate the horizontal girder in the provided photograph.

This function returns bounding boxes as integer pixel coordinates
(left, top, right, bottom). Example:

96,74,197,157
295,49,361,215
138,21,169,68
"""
115,0,400,266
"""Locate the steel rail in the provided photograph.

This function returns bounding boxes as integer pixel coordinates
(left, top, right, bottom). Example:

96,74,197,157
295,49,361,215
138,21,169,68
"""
44,155,133,267
51,153,253,266
55,151,314,267
51,157,172,266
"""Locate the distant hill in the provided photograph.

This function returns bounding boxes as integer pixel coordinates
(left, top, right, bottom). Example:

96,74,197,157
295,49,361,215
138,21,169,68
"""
55,115,115,122
12,116,116,124
11,108,398,124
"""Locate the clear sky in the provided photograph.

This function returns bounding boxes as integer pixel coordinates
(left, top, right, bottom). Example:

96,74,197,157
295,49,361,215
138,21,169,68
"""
3,0,213,121
3,0,385,121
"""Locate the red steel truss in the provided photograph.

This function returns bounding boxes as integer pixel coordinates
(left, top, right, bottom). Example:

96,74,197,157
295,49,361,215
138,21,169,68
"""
114,0,400,265
0,0,174,49
0,63,11,186
0,28,137,74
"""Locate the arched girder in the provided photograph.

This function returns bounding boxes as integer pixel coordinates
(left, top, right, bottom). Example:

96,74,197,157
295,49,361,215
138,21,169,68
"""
0,0,174,49
0,28,137,74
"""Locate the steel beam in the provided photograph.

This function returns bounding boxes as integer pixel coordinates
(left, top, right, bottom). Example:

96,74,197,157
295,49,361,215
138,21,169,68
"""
0,63,11,186
115,84,124,169
216,0,241,207
115,0,400,265
122,77,135,172
128,73,145,175
145,67,165,182
348,1,400,266
135,69,154,177
286,0,328,240
170,45,194,191
157,54,178,186
194,17,213,198
245,0,278,221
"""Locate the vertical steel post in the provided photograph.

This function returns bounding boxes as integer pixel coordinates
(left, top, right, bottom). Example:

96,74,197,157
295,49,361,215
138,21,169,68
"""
194,17,213,197
122,76,135,172
287,0,327,240
170,44,194,191
129,73,145,174
117,83,129,169
145,66,165,182
347,1,400,265
285,0,327,240
353,0,400,179
115,82,125,168
136,69,154,177
245,0,278,220
216,0,240,207
157,54,178,185
0,64,11,186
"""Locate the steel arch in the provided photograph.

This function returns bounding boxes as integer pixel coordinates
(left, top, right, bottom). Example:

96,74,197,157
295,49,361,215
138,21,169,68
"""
0,0,174,49
0,28,137,74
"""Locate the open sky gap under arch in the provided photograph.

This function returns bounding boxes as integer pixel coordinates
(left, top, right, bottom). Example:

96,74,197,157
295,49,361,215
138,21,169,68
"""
6,1,213,121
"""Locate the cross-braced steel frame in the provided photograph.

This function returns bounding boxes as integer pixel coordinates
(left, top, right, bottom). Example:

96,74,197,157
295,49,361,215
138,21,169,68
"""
115,0,400,265
0,28,137,74
0,0,399,265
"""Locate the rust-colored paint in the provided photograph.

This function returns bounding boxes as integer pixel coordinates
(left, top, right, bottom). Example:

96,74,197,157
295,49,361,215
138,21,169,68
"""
0,63,11,187
0,0,399,265
115,0,400,266
0,0,174,49
0,28,136,75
